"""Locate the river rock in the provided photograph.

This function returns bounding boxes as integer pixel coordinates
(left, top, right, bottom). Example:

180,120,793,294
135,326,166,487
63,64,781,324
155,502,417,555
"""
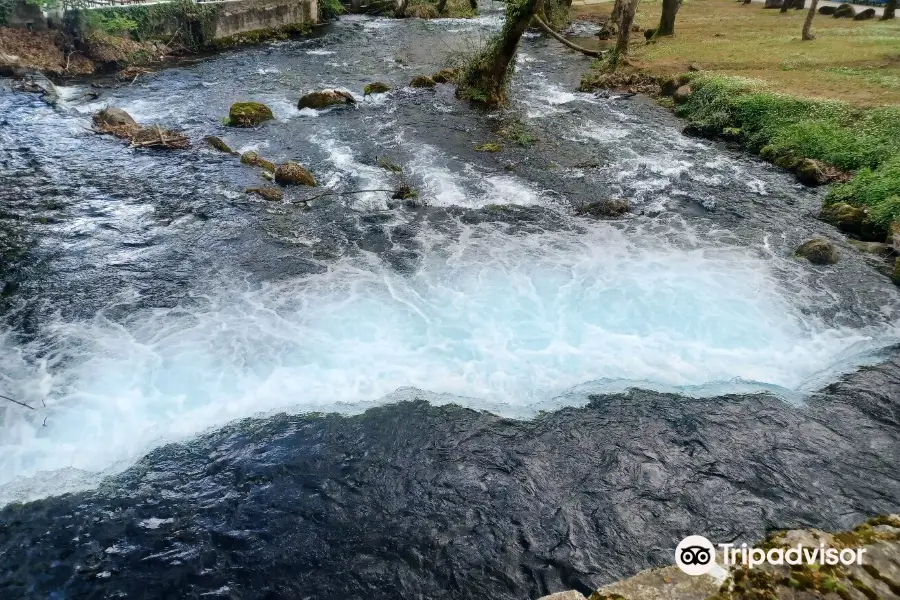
795,158,828,186
796,237,839,264
833,3,855,17
848,240,893,256
275,162,317,186
92,107,140,138
431,68,458,84
240,151,276,173
227,102,274,127
364,82,391,96
673,85,692,104
820,202,868,235
576,199,630,219
536,592,587,600
298,89,356,109
592,565,720,600
410,74,437,88
818,5,836,14
854,7,876,20
204,136,236,155
246,187,284,201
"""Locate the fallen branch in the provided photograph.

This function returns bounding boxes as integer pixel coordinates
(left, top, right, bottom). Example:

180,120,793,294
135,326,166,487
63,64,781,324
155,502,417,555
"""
534,15,603,57
0,393,34,410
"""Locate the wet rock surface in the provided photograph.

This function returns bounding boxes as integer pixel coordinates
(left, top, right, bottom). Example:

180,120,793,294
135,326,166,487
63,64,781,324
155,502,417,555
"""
2,351,900,599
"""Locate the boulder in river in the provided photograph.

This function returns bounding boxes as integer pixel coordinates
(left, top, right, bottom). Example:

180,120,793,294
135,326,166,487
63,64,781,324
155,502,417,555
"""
92,107,140,139
795,237,839,265
854,7,876,20
576,199,630,219
275,162,317,186
227,102,274,127
673,84,692,104
246,187,284,202
298,89,356,109
410,75,437,88
833,2,855,17
240,151,276,173
364,82,391,96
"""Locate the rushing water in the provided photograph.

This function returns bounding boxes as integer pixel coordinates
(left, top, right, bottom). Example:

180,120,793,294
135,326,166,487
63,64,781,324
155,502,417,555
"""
1,8,899,508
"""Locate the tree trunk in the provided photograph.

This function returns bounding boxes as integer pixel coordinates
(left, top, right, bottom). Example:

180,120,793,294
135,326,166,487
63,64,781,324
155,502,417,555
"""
883,0,896,19
780,0,790,13
802,0,818,39
456,0,544,106
614,0,640,58
437,0,448,11
657,0,679,35
469,0,478,10
395,0,409,17
534,14,602,56
610,0,626,24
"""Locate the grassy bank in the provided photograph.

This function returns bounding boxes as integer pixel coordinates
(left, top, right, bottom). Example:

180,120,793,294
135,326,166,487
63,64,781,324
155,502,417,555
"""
576,0,900,106
577,0,900,278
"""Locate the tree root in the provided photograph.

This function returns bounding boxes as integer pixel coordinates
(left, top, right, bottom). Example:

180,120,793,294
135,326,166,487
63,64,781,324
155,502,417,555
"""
533,15,603,57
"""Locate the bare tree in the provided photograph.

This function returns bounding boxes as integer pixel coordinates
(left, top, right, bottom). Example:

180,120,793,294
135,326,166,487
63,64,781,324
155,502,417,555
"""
802,0,819,39
656,0,680,36
455,0,544,105
882,0,896,20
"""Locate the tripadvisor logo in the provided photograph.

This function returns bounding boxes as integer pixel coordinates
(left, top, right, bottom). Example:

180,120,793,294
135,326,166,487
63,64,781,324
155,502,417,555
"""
675,535,867,576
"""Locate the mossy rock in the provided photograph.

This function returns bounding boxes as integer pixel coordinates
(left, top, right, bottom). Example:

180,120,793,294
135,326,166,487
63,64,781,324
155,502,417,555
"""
240,151,276,173
431,68,458,84
796,237,839,265
204,136,236,154
820,202,869,236
364,82,391,96
246,187,284,201
298,89,356,110
92,107,140,139
475,142,502,152
893,258,900,285
275,162,317,186
795,158,828,186
410,75,436,89
227,102,274,127
576,199,630,219
673,84,692,104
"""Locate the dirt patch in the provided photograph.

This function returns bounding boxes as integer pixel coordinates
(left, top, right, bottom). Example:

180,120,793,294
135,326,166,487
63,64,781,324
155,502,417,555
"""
0,27,93,76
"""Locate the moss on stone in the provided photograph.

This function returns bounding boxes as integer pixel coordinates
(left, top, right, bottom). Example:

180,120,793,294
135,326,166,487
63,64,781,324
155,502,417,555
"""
246,187,284,201
431,68,458,84
227,102,274,127
204,135,235,154
364,82,391,96
240,151,276,173
475,142,502,152
410,75,436,88
275,162,317,187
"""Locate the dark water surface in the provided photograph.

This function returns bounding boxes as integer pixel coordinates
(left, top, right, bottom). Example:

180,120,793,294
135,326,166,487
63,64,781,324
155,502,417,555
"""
1,7,900,598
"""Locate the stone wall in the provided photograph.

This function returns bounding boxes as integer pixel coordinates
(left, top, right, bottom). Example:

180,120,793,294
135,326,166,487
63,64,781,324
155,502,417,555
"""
210,0,317,40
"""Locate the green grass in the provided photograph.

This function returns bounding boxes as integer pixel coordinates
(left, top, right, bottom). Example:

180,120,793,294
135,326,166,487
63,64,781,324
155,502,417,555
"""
676,74,900,234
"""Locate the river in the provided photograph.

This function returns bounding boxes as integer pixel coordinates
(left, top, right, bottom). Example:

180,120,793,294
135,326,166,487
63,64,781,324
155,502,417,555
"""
0,7,899,598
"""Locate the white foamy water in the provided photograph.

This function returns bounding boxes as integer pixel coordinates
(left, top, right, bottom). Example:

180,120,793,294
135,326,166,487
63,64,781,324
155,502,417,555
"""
0,222,896,505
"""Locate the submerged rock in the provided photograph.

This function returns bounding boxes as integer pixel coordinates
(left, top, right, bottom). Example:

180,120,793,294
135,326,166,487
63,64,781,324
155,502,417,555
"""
275,162,317,186
204,136,236,155
576,199,631,219
227,102,274,127
246,187,284,201
796,237,839,264
241,151,276,173
364,82,391,96
410,74,437,88
298,89,356,109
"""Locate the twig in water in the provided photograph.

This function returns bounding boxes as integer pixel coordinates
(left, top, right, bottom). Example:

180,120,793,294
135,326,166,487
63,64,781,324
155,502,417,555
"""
0,393,34,410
